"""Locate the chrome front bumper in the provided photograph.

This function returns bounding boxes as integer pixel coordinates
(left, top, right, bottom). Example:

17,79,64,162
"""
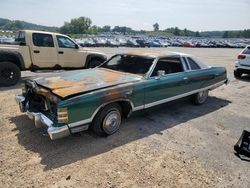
15,95,70,140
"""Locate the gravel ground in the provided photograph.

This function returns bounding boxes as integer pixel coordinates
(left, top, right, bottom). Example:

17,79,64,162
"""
0,47,249,188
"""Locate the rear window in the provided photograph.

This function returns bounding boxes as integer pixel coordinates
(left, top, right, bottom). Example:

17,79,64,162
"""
187,57,201,70
15,31,25,43
32,33,54,47
242,47,250,54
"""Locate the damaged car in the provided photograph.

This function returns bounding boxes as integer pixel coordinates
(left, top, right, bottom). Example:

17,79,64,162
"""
16,51,228,140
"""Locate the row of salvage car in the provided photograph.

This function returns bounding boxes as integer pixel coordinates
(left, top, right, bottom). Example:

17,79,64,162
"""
1,34,248,48
75,36,249,48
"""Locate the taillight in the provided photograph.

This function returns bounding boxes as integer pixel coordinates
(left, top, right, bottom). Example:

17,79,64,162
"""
57,108,68,124
238,54,246,59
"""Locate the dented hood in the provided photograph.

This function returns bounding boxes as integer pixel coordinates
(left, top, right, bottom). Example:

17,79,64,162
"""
32,68,142,98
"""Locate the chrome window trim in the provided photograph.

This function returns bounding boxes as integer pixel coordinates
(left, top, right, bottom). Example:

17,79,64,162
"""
146,55,186,79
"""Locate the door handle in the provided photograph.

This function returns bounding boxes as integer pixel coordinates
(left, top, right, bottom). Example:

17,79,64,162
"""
33,50,40,53
58,51,64,54
183,77,189,83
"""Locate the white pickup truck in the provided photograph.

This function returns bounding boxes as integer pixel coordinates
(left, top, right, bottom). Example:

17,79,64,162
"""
0,30,107,86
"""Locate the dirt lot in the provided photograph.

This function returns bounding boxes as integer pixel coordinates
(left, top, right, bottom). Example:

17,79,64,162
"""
0,47,250,188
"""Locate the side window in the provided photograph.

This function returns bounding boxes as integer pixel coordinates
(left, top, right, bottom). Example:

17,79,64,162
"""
151,57,183,77
32,33,54,47
187,57,200,70
56,36,76,48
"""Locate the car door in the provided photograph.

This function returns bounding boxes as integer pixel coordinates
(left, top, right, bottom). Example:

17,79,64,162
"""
184,57,216,90
31,33,58,68
56,35,87,68
144,57,190,107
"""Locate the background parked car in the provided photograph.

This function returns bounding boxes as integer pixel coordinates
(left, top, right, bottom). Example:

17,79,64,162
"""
234,45,250,77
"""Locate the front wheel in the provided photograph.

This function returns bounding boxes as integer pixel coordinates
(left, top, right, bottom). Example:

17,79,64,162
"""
0,62,21,86
91,103,122,136
192,90,209,105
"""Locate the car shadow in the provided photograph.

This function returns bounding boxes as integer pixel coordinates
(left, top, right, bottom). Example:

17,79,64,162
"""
235,75,250,82
10,96,231,171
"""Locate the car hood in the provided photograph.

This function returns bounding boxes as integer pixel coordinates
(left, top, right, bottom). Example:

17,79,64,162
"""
32,68,142,98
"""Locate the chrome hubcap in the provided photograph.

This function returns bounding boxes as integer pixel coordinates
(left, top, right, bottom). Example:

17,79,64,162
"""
198,90,208,103
102,110,121,134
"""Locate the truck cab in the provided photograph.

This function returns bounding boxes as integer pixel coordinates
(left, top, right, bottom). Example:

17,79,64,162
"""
0,30,107,86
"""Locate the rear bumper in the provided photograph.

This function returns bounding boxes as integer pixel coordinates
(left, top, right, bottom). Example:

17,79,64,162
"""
15,96,70,140
235,61,250,73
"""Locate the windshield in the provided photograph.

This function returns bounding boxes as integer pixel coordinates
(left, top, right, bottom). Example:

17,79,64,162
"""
101,54,154,75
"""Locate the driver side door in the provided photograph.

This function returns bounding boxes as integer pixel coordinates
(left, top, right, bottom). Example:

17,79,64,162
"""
144,57,189,107
56,35,86,68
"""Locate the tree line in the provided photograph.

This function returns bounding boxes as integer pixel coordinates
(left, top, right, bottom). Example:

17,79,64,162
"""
1,17,250,38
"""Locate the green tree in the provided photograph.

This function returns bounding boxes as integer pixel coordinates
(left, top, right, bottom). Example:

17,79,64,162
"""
60,16,92,34
223,31,229,38
173,27,180,36
153,23,159,31
102,25,111,32
183,28,188,36
195,31,200,37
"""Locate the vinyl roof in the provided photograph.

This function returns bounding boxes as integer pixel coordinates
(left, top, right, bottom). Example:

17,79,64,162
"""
125,50,189,58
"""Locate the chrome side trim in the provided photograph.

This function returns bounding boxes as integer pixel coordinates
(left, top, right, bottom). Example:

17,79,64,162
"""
68,118,92,127
144,79,227,109
67,79,227,128
133,105,144,111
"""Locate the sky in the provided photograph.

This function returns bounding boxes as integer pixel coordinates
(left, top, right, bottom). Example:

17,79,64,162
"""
1,0,250,31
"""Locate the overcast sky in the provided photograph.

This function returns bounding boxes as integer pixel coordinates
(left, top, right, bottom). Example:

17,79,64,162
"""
1,0,250,31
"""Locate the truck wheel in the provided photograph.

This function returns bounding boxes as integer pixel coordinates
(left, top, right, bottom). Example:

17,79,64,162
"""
234,70,242,78
91,103,122,136
0,62,21,86
87,59,103,68
192,90,209,105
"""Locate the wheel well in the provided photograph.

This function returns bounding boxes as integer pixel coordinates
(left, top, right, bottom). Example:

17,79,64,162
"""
0,54,22,70
95,101,132,119
114,101,133,118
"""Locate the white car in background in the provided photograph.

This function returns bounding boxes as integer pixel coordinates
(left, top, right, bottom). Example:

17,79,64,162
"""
234,45,250,77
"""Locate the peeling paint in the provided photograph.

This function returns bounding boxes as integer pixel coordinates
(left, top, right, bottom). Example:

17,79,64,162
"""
34,68,142,98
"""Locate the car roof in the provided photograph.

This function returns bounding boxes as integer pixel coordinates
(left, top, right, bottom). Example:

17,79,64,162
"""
20,30,68,38
125,50,189,58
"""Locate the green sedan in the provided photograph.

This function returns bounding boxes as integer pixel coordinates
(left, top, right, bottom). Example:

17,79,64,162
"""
16,51,228,139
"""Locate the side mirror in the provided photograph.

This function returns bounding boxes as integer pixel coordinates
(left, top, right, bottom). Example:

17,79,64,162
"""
157,70,165,77
75,44,79,49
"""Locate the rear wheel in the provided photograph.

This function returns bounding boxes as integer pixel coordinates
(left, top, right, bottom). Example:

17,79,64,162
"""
87,59,103,68
192,90,209,105
91,103,122,136
0,62,21,86
234,70,242,78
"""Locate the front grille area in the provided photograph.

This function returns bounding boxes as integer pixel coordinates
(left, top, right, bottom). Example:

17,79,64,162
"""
27,90,57,122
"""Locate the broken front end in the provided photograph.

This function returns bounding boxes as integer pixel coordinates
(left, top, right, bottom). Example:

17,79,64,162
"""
16,80,70,140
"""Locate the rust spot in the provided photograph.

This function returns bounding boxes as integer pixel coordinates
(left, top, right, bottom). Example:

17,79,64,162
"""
103,83,134,102
47,79,86,97
53,85,86,97
102,70,120,82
